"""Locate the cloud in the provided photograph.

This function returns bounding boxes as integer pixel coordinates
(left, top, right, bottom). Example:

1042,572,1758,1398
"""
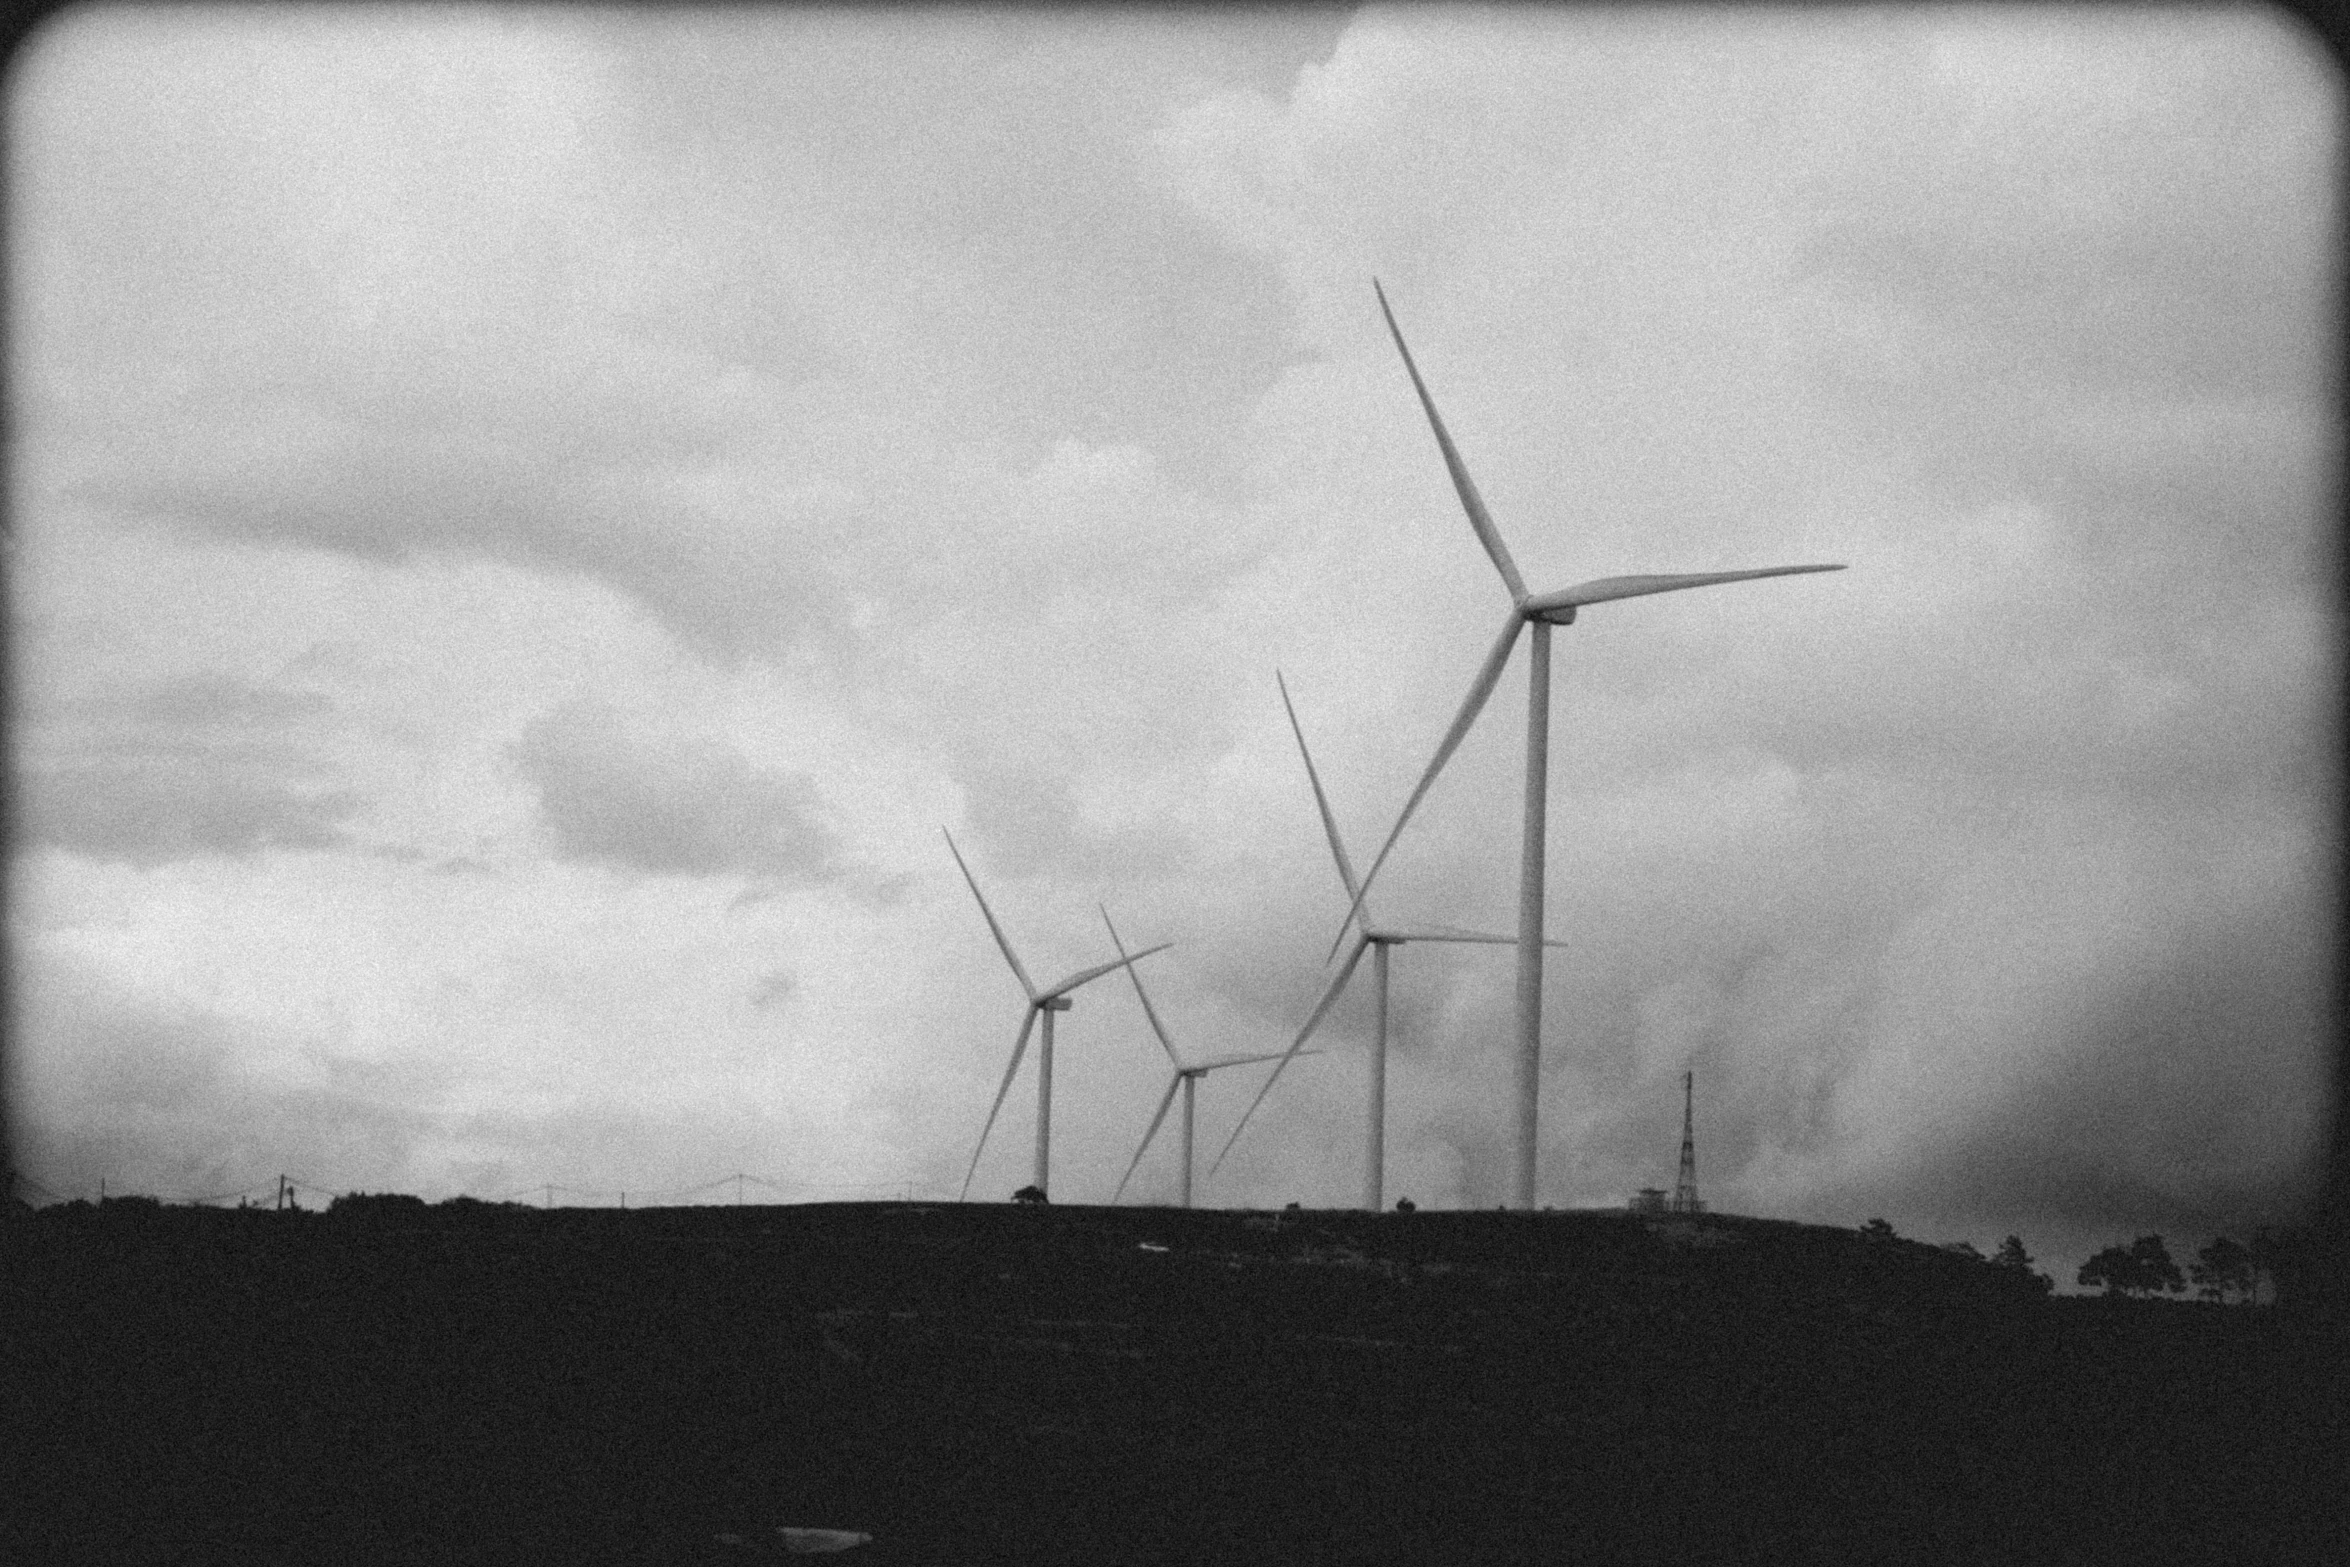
11,948,444,1200
1818,845,2333,1232
9,945,904,1204
21,766,363,868
16,7,1331,664
17,7,848,664
65,401,859,666
509,700,845,884
15,673,365,866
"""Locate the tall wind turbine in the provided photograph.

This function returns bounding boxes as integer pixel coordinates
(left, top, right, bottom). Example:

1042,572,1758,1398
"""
944,828,1170,1202
1100,907,1313,1210
1339,282,1844,1209
1210,672,1557,1210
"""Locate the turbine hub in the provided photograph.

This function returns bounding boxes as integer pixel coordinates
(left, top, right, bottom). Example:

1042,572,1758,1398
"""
1532,603,1577,625
1041,996,1074,1012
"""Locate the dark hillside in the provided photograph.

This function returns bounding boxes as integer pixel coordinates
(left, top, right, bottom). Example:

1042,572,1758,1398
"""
3,1201,2339,1566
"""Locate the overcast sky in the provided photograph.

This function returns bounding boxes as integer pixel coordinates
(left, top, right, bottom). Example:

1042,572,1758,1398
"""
7,4,2336,1271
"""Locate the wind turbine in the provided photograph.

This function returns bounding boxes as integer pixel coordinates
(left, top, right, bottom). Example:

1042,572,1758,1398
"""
944,828,1170,1202
1334,281,1844,1210
1099,907,1314,1209
1211,672,1561,1210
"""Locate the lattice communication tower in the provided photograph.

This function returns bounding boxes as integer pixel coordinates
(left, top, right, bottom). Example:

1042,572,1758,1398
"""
1670,1069,1704,1214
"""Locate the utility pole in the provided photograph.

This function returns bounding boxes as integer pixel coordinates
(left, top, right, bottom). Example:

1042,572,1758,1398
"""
1672,1070,1702,1215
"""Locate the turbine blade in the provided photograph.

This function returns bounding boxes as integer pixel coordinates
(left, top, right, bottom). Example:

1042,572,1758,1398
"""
1110,1074,1184,1206
959,1007,1038,1202
1198,1048,1329,1071
1102,906,1183,1068
1382,927,1517,944
1043,941,1173,1001
1326,610,1524,962
1383,923,1573,948
1374,279,1528,604
1525,564,1845,614
1417,920,1506,941
942,828,1038,1001
1211,936,1371,1178
1277,671,1368,920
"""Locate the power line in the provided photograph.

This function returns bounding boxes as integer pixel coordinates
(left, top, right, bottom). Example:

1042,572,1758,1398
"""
183,1182,278,1206
5,1166,928,1210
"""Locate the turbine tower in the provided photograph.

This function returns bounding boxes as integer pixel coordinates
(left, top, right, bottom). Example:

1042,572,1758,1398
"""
1100,907,1311,1209
1338,282,1844,1209
944,828,1169,1201
1672,1068,1702,1215
1211,672,1552,1210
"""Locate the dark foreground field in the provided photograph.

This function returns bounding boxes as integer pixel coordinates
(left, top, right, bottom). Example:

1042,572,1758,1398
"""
4,1200,2341,1566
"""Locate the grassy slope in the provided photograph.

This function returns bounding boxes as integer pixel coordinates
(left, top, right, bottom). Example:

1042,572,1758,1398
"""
3,1201,2340,1566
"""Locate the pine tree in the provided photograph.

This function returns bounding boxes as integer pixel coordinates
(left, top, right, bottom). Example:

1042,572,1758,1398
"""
1990,1234,2054,1294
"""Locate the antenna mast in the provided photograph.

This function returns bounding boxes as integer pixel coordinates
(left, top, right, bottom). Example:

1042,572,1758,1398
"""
1671,1069,1703,1214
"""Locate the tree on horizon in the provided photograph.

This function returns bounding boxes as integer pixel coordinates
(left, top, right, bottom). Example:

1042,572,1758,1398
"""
2190,1236,2257,1304
1989,1235,2054,1294
2080,1235,2185,1297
